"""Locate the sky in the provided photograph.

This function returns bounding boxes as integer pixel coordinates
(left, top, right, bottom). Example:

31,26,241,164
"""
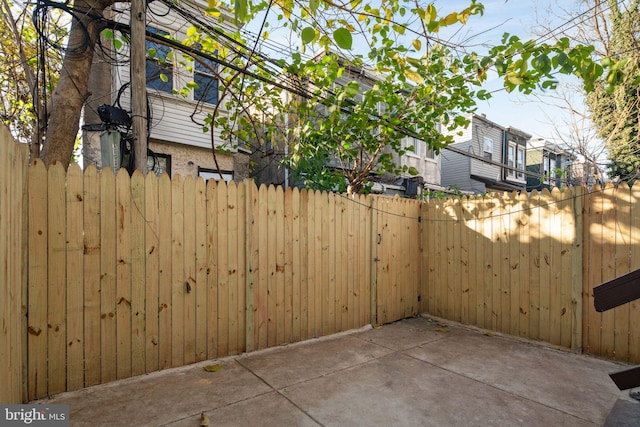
433,0,580,143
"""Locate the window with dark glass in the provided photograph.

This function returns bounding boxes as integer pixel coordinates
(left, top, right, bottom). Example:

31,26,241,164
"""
146,27,173,93
193,48,218,104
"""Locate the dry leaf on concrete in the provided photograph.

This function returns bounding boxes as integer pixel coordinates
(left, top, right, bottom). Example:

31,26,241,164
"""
203,364,222,372
435,328,448,333
200,412,210,426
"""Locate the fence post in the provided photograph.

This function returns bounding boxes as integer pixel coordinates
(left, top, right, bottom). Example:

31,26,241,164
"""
571,186,584,352
370,197,378,326
244,180,255,353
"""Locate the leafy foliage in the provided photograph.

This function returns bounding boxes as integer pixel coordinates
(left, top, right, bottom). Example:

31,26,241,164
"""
584,0,640,184
0,0,64,145
184,0,629,192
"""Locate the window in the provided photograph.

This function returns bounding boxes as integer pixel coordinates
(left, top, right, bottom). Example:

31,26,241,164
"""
199,167,233,182
483,137,493,159
425,146,436,160
543,155,551,183
516,146,525,179
193,47,218,104
146,27,173,93
507,143,516,177
406,137,421,157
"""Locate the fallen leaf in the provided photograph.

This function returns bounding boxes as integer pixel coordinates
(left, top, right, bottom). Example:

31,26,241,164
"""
203,364,222,372
374,325,383,329
200,412,210,426
435,328,448,333
436,322,447,328
483,332,494,337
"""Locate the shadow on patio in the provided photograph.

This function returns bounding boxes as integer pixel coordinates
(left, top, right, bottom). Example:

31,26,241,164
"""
42,316,630,426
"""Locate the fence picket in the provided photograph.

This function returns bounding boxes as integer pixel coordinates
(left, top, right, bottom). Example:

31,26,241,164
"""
115,170,132,379
66,164,84,391
549,188,562,346
613,183,631,361
630,185,640,363
83,166,101,387
144,172,159,372
601,184,617,358
183,176,197,364
157,173,172,369
100,168,117,383
27,160,47,400
227,182,239,354
131,171,146,375
193,177,206,359
518,191,530,339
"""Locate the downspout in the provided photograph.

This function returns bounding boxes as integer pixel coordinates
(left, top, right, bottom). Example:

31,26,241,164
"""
501,128,508,182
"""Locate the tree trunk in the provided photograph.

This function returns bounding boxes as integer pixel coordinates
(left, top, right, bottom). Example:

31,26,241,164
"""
39,0,115,168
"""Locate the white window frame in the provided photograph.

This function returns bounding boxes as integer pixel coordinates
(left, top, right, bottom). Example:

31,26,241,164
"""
192,47,219,105
425,146,436,160
199,168,233,182
146,26,174,94
516,146,525,180
483,137,493,159
543,155,551,184
507,142,516,178
406,137,421,158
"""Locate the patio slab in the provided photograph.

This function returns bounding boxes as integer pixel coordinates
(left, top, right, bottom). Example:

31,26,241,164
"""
40,315,635,426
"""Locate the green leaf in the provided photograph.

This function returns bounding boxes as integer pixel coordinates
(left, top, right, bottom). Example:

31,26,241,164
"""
301,27,315,44
234,0,247,23
412,39,422,51
333,28,353,50
404,69,424,84
443,12,458,26
426,4,437,24
147,48,157,59
186,27,197,37
159,73,168,83
408,167,419,176
102,29,114,40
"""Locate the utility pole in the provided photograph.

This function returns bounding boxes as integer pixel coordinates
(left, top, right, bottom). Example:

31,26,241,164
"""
131,0,148,174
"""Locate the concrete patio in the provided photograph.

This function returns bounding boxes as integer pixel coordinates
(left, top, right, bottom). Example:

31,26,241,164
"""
41,315,636,426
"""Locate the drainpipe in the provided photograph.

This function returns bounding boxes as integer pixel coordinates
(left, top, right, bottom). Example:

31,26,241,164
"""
502,128,508,182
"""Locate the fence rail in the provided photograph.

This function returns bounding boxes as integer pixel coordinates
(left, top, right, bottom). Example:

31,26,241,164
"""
1,128,640,403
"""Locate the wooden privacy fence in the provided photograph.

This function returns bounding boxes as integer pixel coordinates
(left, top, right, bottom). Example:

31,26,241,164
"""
2,128,640,404
24,160,422,400
421,186,640,365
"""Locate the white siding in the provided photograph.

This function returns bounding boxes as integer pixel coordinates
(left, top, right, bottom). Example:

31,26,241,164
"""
469,120,502,182
441,141,473,190
112,1,235,150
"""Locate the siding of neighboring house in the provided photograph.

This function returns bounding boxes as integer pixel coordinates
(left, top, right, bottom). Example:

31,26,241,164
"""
83,0,250,180
468,119,503,183
440,141,471,189
441,114,519,194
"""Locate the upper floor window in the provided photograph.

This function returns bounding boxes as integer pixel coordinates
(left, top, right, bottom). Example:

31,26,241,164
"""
146,27,173,93
507,143,516,177
483,137,493,159
425,146,436,160
516,146,525,180
193,46,218,105
406,137,421,157
543,155,551,184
